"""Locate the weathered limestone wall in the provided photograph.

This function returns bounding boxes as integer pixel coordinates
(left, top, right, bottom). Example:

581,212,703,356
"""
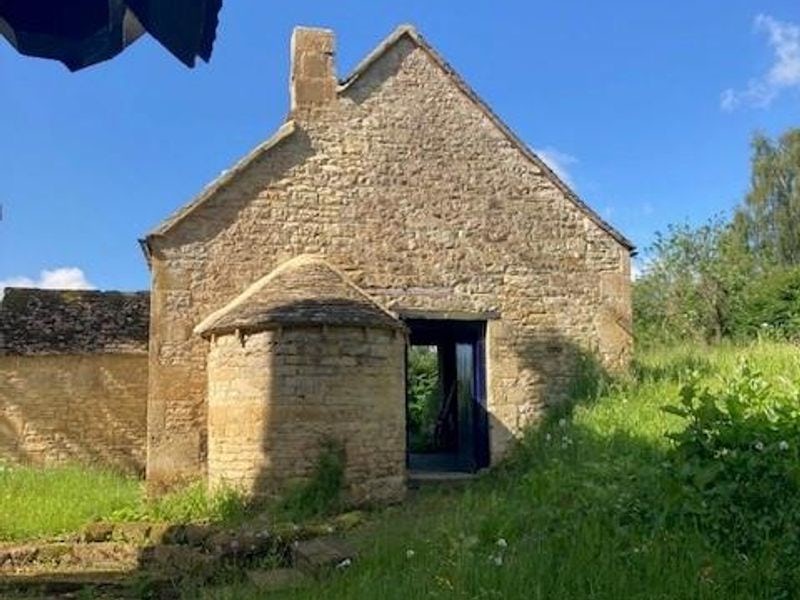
0,354,147,473
206,327,406,504
147,30,632,483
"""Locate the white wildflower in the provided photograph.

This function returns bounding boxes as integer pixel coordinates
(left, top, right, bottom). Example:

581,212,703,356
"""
489,553,503,566
558,418,567,428
406,549,415,558
779,441,790,451
336,558,352,569
496,538,508,548
754,441,765,452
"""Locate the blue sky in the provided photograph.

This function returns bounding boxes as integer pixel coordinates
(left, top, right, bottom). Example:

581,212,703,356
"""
1,1,799,291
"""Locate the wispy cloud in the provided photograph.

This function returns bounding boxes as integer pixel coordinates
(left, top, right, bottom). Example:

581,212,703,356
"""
722,14,800,110
535,147,578,187
0,267,94,298
631,262,642,281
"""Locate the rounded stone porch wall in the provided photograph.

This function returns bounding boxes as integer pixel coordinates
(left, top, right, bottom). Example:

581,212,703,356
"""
206,326,407,504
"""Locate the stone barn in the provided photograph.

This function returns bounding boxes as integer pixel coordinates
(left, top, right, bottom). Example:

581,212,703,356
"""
0,289,149,473
140,24,634,499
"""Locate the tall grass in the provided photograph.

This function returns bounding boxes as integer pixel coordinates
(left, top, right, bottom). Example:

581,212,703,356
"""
0,467,249,542
0,464,140,541
201,341,800,599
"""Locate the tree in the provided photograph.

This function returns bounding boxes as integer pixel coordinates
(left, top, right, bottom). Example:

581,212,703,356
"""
634,216,752,344
737,129,800,267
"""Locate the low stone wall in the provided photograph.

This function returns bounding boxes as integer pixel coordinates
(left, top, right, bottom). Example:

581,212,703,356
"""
0,354,148,473
206,326,407,504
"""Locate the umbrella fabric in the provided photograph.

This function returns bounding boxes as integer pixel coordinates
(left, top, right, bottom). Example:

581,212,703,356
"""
127,0,222,66
0,0,221,71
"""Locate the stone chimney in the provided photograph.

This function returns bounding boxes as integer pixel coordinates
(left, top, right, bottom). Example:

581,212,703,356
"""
291,27,337,112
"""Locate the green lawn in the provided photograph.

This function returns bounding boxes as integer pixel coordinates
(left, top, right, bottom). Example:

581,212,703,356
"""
199,341,800,599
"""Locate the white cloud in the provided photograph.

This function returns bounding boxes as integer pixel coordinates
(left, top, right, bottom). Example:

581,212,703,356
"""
0,267,94,298
535,147,578,187
631,263,642,281
722,14,800,110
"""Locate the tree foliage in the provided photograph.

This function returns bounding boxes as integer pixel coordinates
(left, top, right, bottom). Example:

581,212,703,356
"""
635,128,800,344
634,217,751,343
737,130,800,266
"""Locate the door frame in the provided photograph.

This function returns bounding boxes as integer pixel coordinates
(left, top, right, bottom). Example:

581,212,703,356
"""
403,318,490,472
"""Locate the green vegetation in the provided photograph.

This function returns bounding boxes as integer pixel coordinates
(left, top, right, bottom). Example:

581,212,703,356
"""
278,438,347,520
406,345,441,452
0,464,139,541
635,128,800,345
196,341,800,599
0,467,248,541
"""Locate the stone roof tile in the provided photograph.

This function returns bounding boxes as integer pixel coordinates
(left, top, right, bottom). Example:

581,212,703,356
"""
195,255,404,336
0,288,149,355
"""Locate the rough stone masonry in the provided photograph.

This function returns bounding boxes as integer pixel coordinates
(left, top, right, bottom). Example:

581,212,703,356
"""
140,24,634,490
0,289,149,472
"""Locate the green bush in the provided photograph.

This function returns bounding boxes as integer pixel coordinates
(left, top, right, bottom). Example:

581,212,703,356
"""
406,346,440,452
735,267,800,341
663,362,800,553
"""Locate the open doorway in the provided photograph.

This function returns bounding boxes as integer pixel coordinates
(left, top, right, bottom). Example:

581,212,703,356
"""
405,319,489,473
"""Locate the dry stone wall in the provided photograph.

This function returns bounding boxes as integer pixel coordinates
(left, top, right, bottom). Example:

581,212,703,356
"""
0,288,149,472
146,29,632,484
206,327,406,504
0,354,147,473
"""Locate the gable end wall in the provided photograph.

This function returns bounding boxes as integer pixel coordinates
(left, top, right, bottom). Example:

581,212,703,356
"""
146,37,631,484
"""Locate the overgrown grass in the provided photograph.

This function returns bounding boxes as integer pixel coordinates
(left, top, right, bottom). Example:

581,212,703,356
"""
0,466,249,542
200,341,800,600
0,464,140,541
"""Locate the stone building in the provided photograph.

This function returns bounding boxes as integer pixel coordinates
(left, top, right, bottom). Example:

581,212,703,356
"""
140,24,634,497
0,289,149,473
197,255,407,502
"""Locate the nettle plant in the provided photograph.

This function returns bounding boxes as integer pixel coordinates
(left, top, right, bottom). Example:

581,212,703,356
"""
663,362,800,552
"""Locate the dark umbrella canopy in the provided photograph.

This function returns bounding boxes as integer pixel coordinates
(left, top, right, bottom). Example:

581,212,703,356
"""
0,0,222,71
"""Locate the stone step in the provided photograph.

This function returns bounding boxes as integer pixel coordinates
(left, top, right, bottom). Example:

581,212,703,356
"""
0,542,139,573
292,537,357,575
0,570,138,596
407,470,479,488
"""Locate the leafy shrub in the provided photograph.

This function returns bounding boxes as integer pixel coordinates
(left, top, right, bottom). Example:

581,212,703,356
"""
406,345,441,452
281,438,346,519
663,362,800,553
735,267,800,341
